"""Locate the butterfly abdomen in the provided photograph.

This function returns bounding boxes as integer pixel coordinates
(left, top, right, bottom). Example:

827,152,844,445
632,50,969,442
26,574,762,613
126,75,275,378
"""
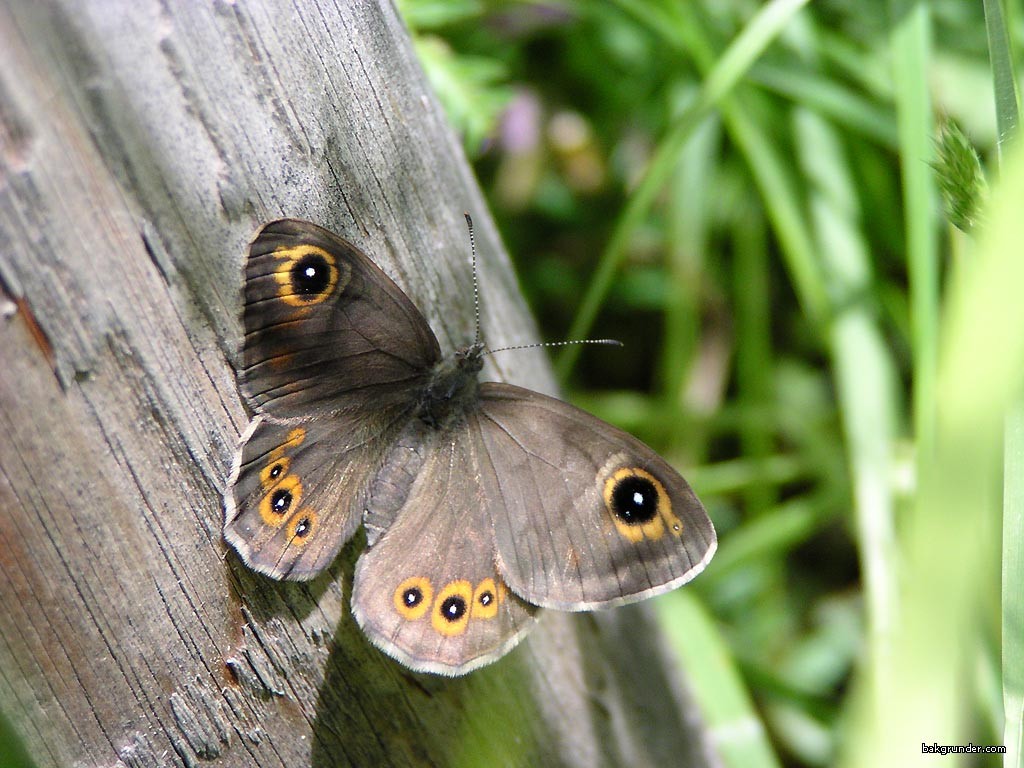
363,422,431,545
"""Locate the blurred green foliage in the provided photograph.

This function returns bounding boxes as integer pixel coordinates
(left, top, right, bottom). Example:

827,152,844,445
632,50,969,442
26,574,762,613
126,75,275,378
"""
401,1,1019,767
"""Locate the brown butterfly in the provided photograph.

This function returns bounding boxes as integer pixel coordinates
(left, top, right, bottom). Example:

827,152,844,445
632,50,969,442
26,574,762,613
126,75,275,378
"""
224,219,716,675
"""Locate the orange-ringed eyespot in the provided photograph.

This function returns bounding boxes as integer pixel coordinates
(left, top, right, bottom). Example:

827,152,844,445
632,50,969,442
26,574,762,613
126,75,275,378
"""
260,458,288,488
273,246,341,307
286,509,317,546
394,577,433,620
472,577,500,619
258,460,286,489
291,253,331,297
604,467,676,542
432,581,473,635
259,474,302,527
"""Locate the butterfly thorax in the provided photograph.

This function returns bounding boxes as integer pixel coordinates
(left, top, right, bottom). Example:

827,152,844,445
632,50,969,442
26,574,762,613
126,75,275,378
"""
417,342,485,429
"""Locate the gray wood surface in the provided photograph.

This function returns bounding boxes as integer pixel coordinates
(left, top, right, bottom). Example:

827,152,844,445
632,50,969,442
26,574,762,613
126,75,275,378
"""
0,1,718,766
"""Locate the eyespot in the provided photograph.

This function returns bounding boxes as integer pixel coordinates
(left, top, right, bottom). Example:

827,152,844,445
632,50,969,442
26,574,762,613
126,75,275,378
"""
432,580,473,636
272,245,348,307
272,489,292,513
603,467,681,542
287,509,317,547
260,457,290,487
258,474,302,527
291,254,331,295
393,576,433,621
471,578,500,619
260,429,305,488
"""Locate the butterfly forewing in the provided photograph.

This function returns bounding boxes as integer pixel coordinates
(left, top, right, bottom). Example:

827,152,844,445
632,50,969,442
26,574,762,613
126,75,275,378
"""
240,219,441,419
474,383,716,610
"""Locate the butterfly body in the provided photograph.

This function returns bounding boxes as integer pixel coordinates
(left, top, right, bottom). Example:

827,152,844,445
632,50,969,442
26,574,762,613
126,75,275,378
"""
416,343,484,429
225,219,716,675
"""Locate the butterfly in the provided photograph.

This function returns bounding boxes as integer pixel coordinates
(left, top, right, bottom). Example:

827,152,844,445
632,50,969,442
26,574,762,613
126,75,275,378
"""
224,218,716,675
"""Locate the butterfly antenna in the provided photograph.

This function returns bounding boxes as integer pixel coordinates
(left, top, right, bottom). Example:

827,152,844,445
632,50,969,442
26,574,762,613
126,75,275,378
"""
485,338,623,355
464,212,482,345
462,213,621,356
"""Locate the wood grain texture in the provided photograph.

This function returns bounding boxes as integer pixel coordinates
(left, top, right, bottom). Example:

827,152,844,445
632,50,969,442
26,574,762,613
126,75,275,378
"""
0,1,720,766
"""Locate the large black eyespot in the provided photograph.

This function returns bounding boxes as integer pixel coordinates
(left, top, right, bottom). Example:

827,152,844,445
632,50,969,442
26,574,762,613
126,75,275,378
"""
291,254,332,297
440,595,468,623
273,246,344,308
603,467,679,542
270,489,293,515
432,581,473,634
609,474,659,525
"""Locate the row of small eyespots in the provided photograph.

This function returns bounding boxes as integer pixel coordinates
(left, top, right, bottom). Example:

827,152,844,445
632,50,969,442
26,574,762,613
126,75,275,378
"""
393,576,503,637
257,428,318,547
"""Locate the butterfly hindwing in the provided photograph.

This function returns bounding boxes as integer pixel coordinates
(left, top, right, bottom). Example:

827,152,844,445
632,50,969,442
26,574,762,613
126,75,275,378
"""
352,434,538,675
225,410,411,579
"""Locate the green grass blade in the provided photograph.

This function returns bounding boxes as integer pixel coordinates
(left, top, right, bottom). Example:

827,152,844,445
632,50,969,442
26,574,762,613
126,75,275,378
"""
669,5,833,344
889,0,939,465
733,213,776,516
750,63,899,150
981,2,1023,764
888,0,937,475
719,101,828,337
842,5,942,764
794,106,899,728
664,1,834,346
658,591,783,768
983,0,1020,159
698,496,836,585
659,116,718,421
